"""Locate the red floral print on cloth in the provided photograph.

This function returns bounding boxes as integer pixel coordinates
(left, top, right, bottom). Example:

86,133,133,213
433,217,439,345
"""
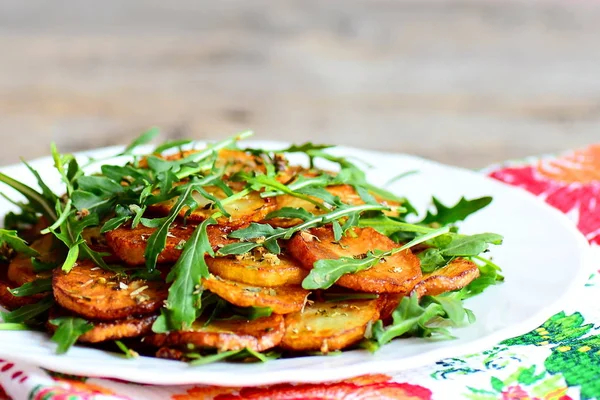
173,374,432,400
501,385,572,400
490,144,600,245
31,377,132,400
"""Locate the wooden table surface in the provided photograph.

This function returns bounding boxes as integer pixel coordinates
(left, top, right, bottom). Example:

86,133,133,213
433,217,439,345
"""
0,0,598,168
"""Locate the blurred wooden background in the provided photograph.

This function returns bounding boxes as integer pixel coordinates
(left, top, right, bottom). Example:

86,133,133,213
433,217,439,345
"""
0,0,598,168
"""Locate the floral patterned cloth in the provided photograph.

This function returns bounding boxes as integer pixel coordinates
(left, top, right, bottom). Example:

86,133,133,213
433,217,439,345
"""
2,145,600,400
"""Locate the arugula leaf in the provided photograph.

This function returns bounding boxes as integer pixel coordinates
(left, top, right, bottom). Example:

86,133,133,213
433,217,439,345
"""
418,248,448,273
153,139,194,154
217,241,262,256
227,306,273,320
1,296,54,323
22,160,60,208
228,223,287,241
359,215,435,236
221,203,391,256
188,350,241,365
188,348,280,366
370,294,448,347
265,207,315,221
417,233,503,273
0,323,29,330
302,251,384,290
32,258,59,273
119,127,160,156
0,229,39,257
8,278,52,297
154,218,216,331
171,131,253,180
101,204,134,233
143,185,197,271
421,196,493,225
49,317,94,354
422,292,471,325
302,227,450,290
436,233,503,256
261,174,332,198
460,256,504,299
72,176,124,217
276,142,334,154
0,172,57,222
1,194,39,231
242,173,324,209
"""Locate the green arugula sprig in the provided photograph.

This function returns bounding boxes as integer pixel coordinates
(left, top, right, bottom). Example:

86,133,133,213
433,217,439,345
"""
188,348,281,366
1,296,54,324
8,278,52,297
49,317,94,354
0,229,39,259
153,217,217,332
218,203,391,256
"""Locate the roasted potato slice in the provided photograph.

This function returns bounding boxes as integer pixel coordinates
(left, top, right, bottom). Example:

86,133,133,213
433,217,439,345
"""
280,299,380,352
52,260,167,320
8,234,58,286
411,258,480,298
207,252,308,287
148,185,276,227
145,314,284,352
105,223,234,266
288,227,422,293
47,309,157,343
0,280,43,311
202,275,309,314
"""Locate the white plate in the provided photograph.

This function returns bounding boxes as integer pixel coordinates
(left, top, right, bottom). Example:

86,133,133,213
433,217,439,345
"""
0,141,591,386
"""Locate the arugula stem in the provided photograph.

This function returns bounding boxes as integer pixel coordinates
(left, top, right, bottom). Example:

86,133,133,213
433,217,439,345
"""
359,217,435,234
220,188,251,206
389,226,450,255
283,203,390,240
175,131,253,180
41,199,72,235
0,172,57,222
472,255,502,271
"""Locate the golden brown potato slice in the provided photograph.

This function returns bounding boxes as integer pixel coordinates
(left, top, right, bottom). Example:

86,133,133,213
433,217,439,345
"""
281,299,380,353
202,275,309,314
145,314,284,352
47,309,157,343
105,223,234,266
0,280,44,311
148,185,276,227
411,258,480,298
288,227,422,293
8,234,58,286
52,260,167,320
207,252,308,287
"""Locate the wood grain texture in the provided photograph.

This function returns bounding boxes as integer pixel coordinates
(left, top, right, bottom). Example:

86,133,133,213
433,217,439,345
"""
0,0,598,168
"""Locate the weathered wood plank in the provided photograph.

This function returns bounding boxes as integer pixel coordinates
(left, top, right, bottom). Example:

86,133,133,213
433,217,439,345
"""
0,0,598,167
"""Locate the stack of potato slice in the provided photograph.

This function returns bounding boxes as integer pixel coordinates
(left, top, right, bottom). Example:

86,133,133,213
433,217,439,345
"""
0,149,481,360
